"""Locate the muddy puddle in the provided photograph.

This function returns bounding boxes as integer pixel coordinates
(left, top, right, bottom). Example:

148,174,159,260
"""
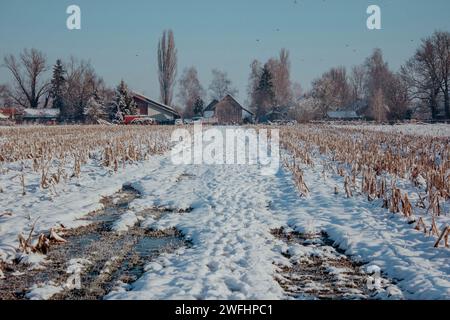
271,227,401,300
0,186,189,300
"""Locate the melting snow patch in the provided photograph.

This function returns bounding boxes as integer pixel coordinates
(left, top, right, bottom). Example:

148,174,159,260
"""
16,253,48,271
67,258,92,274
25,282,63,300
112,211,139,232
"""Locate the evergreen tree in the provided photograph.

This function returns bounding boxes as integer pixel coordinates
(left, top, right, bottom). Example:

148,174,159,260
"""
111,80,137,122
255,64,275,120
50,59,66,111
193,97,204,116
84,91,106,123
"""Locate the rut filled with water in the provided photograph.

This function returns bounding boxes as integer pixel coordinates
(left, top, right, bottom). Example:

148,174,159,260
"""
271,227,402,300
0,186,188,300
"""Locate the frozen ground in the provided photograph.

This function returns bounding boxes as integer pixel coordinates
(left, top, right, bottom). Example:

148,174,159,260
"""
0,125,449,299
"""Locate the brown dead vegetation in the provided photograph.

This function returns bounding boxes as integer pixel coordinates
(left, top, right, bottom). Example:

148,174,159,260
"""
17,219,67,255
279,125,449,248
0,125,174,195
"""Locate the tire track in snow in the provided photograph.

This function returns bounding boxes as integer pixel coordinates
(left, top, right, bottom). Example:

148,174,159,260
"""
106,156,294,299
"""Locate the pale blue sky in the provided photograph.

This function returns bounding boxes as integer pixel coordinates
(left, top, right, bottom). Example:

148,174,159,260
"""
1,0,449,104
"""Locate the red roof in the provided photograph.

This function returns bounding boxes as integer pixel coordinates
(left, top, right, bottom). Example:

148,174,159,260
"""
0,107,23,117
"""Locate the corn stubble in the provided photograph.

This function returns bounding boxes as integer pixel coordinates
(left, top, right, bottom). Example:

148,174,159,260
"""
0,125,173,192
280,125,449,248
0,125,174,255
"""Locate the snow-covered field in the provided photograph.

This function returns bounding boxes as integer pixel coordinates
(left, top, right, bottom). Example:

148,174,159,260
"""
332,122,450,137
0,124,448,300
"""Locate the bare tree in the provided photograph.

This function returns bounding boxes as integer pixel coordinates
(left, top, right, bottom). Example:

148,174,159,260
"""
63,57,105,122
208,69,237,101
0,84,12,107
177,67,205,118
365,48,409,120
3,48,50,108
349,65,366,102
266,49,293,106
292,82,303,102
400,33,447,119
434,31,450,118
364,49,389,98
385,73,410,120
157,30,177,106
311,66,351,117
371,88,388,122
289,96,320,122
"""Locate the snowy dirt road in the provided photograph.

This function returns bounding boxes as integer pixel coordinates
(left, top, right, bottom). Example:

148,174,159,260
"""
104,135,403,300
102,153,405,300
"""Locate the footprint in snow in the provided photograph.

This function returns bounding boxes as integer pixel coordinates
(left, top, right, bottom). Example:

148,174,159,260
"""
207,261,220,272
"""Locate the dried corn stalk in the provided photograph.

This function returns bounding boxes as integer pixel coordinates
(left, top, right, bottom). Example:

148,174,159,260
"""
344,176,352,198
434,226,449,248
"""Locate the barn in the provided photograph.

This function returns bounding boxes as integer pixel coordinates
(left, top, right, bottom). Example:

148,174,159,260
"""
22,108,60,124
326,110,361,120
203,95,253,124
132,93,180,123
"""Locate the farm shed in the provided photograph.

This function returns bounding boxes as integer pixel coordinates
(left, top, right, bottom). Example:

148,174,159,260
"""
22,108,60,124
326,110,361,120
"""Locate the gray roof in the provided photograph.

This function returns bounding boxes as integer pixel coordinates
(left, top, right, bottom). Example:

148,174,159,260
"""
204,99,219,112
23,108,60,118
327,110,360,119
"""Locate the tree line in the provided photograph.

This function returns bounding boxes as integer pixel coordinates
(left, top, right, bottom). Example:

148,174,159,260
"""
0,29,239,123
297,30,450,122
171,29,450,122
1,30,449,123
0,51,137,123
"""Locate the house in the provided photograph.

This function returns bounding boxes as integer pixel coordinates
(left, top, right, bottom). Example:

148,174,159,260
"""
133,93,180,123
203,95,253,124
22,108,60,124
326,110,361,120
